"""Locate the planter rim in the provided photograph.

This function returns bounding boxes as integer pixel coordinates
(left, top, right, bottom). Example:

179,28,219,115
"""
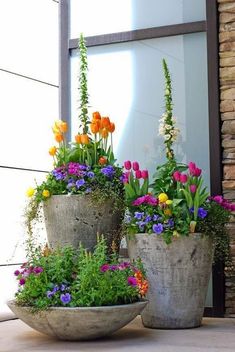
8,299,148,311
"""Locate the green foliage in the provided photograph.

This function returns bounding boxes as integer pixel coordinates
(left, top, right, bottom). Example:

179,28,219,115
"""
78,33,89,134
14,238,147,310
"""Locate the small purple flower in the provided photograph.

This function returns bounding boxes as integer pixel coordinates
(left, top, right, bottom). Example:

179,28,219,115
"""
137,221,146,232
145,215,152,223
118,262,130,270
14,270,20,276
153,214,160,222
60,293,71,304
85,188,92,194
110,265,118,271
19,278,26,286
52,285,59,293
60,284,67,292
47,290,54,299
78,164,88,171
87,171,95,178
167,218,174,228
127,276,138,286
101,165,115,178
76,179,85,188
198,207,208,219
67,182,75,189
100,264,110,272
134,212,144,220
153,223,164,235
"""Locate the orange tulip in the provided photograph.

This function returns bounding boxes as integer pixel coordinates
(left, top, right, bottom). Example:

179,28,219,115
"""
101,128,109,139
49,146,57,156
92,111,101,120
60,121,68,133
75,134,82,144
54,133,64,143
81,134,89,144
100,117,110,129
107,122,115,133
90,123,99,134
99,156,107,165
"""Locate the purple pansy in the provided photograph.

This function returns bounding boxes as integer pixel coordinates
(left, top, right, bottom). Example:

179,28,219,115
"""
152,223,164,235
60,293,71,304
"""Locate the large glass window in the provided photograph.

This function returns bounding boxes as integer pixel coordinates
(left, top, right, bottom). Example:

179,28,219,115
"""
70,0,206,38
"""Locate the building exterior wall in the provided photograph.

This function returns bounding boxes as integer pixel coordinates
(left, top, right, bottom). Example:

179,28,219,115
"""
219,0,235,317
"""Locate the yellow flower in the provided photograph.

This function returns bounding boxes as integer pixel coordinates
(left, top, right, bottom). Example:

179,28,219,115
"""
158,193,168,203
26,187,35,197
164,209,172,216
49,146,57,156
166,199,173,205
42,190,50,198
173,230,180,238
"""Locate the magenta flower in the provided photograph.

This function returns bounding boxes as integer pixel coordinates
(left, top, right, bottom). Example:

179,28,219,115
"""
194,167,202,177
188,162,201,177
173,171,181,182
14,270,20,276
132,195,158,206
132,162,140,171
141,170,149,179
213,195,223,204
127,276,138,286
188,162,196,174
135,170,142,179
19,278,26,286
100,264,110,272
180,174,188,183
33,267,44,274
124,160,132,170
190,185,197,193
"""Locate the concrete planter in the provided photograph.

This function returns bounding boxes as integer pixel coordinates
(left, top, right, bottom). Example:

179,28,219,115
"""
127,233,214,329
43,195,123,252
7,300,147,341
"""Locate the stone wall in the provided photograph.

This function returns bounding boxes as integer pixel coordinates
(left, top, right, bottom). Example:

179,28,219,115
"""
218,0,235,317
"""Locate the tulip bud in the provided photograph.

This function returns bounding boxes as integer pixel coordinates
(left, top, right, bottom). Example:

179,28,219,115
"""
173,171,181,182
190,184,197,193
141,170,149,179
194,168,202,177
180,174,188,183
124,160,132,170
132,162,140,171
135,170,142,179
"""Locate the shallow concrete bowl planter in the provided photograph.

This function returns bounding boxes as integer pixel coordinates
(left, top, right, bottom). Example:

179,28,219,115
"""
127,233,214,329
7,300,148,341
43,195,123,252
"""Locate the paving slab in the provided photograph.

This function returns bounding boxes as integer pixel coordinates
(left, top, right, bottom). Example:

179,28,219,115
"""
0,317,235,352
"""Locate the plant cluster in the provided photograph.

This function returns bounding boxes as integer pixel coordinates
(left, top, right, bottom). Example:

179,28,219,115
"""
14,238,148,310
123,59,235,264
25,34,124,233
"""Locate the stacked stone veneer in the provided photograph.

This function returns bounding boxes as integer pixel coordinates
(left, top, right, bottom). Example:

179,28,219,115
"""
219,0,235,317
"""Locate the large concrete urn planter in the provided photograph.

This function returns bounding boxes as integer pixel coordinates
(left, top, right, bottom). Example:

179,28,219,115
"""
127,233,214,329
43,195,123,252
7,300,147,341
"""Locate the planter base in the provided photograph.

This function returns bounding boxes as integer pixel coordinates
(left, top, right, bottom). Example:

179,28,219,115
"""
7,300,148,341
127,233,214,329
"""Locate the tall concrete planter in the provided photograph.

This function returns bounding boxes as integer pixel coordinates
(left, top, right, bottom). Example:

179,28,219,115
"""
43,195,123,252
127,233,214,329
7,300,147,341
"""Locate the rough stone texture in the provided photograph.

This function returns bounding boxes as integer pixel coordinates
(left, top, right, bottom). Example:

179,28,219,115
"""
127,234,213,329
43,195,123,253
7,300,147,341
219,0,235,315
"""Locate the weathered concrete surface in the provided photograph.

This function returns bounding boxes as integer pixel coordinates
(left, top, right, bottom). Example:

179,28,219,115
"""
0,316,235,352
43,195,123,252
7,300,147,341
127,234,213,329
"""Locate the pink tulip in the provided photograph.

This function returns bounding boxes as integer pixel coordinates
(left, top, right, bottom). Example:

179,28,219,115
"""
124,160,132,170
180,174,188,183
132,161,140,171
190,184,197,193
141,170,149,179
135,170,142,179
194,167,202,177
173,171,181,182
188,162,196,174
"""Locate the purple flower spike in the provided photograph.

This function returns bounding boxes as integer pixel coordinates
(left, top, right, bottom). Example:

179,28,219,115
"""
60,293,71,304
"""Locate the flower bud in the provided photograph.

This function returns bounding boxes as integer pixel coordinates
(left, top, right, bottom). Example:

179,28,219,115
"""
124,160,132,170
133,162,140,171
141,170,149,179
135,170,142,179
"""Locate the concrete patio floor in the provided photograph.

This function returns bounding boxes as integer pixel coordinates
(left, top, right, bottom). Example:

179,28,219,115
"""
0,316,235,352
